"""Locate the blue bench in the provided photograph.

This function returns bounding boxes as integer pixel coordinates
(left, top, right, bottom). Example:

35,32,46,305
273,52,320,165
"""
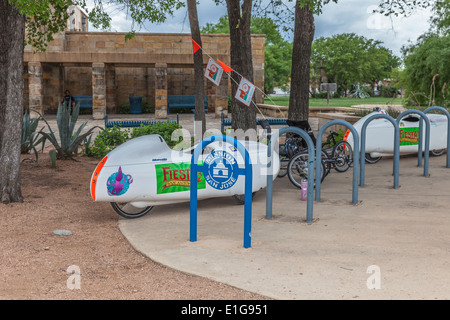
167,95,208,114
104,114,179,128
73,96,92,110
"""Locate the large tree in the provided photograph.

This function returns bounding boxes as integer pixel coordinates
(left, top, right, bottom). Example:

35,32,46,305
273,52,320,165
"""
187,0,206,136
0,0,71,204
225,0,257,132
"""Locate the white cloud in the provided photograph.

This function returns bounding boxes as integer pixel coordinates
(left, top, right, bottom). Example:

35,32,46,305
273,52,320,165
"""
314,0,433,56
85,0,432,56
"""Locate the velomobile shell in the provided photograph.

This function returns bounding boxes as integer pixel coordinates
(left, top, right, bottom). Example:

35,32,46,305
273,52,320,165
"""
90,135,279,207
345,110,448,157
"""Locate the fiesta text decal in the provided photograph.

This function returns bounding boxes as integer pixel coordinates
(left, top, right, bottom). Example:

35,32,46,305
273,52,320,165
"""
400,127,419,146
156,162,205,194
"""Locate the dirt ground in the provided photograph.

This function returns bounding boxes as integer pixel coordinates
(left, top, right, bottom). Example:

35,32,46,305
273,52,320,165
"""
0,150,269,300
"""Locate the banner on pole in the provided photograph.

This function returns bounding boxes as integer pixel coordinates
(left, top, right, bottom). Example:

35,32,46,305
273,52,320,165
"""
235,77,256,107
204,58,223,86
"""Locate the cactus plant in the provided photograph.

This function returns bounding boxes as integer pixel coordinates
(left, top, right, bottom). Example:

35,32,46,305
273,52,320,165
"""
21,109,45,160
40,101,100,159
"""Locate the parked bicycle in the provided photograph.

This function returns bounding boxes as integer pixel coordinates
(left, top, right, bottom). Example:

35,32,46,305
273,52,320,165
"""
260,119,353,189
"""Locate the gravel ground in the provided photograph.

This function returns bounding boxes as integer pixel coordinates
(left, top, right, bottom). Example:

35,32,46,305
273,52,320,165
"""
0,151,270,300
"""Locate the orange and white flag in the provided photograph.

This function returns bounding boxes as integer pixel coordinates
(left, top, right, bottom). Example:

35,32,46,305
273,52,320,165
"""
204,58,223,86
235,77,255,107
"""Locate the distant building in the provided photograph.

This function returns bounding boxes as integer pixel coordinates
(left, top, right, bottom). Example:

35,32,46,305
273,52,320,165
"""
24,6,265,120
67,5,88,32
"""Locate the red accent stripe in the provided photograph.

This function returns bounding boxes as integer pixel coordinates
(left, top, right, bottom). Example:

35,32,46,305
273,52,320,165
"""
91,156,108,201
343,129,350,142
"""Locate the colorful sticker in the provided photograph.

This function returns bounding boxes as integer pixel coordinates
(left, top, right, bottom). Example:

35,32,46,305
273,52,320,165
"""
204,151,239,190
155,162,205,194
204,58,223,86
107,166,133,196
400,127,419,146
234,77,256,107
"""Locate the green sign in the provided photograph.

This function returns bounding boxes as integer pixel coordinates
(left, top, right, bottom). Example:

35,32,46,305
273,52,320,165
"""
155,162,205,194
400,127,419,146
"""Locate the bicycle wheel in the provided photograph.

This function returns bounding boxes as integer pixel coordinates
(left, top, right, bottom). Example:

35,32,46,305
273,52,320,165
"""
332,141,353,173
320,149,332,178
278,156,289,177
287,151,326,189
110,202,153,219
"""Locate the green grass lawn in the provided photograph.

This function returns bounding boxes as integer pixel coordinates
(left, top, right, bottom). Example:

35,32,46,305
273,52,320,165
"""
263,96,403,108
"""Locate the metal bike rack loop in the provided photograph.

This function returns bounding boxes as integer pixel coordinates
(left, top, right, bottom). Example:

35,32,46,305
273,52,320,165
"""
396,110,430,177
266,127,315,223
315,120,360,205
424,106,450,168
360,114,400,188
190,135,253,249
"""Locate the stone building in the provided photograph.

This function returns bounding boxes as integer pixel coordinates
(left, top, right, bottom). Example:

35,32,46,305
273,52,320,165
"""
24,7,265,120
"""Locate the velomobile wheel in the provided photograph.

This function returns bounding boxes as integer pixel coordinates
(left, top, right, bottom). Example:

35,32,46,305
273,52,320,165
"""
431,149,446,156
110,202,153,219
365,153,382,164
232,192,256,205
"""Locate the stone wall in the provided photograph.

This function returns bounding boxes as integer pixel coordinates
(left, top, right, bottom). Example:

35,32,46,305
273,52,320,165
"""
24,32,265,116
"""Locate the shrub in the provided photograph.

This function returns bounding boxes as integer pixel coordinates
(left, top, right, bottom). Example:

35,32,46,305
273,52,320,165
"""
131,122,182,148
86,122,182,158
88,126,130,158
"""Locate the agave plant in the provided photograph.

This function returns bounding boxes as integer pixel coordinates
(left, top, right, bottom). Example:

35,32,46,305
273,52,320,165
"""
21,109,45,160
40,101,100,159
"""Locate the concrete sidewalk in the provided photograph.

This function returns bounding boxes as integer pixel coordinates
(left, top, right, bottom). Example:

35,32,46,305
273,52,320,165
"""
119,155,450,300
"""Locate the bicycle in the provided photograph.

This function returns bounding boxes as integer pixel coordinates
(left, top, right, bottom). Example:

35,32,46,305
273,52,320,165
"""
260,119,353,189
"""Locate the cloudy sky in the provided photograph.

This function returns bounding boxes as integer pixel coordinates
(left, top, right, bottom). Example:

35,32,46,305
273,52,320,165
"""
86,0,433,57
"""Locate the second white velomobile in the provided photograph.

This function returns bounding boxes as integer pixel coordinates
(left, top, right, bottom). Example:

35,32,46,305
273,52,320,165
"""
345,109,448,162
90,134,280,218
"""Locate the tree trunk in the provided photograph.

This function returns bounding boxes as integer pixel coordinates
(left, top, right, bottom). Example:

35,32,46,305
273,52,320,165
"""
288,1,315,121
226,0,257,132
187,0,206,137
0,0,25,203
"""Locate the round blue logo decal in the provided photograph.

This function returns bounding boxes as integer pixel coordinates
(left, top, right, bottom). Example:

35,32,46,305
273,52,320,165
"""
204,150,239,190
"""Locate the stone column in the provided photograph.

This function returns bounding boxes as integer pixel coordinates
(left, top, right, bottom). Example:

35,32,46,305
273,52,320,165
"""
105,64,116,114
28,62,43,118
155,63,168,119
92,63,106,120
215,73,229,118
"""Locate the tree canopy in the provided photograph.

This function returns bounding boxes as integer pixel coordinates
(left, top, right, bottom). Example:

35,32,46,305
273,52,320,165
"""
400,0,450,107
201,15,292,93
311,33,401,91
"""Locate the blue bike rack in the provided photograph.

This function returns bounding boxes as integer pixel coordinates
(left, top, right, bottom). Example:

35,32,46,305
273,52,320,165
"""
190,135,253,249
360,114,400,188
315,120,360,205
266,127,315,223
424,106,450,168
396,110,430,177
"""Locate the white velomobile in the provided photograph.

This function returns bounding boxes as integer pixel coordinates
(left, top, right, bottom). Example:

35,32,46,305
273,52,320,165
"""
90,134,280,218
345,109,448,163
